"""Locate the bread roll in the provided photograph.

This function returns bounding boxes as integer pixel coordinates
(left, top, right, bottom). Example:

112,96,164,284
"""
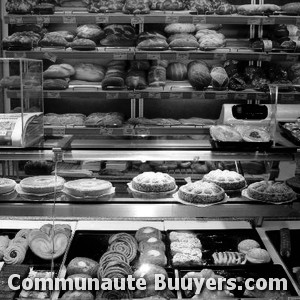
137,38,169,49
69,38,96,49
43,64,75,79
74,63,106,82
43,78,69,90
76,24,104,41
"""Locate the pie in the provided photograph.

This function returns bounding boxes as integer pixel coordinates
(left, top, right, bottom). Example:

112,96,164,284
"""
0,178,16,194
178,181,225,204
20,176,65,194
210,125,242,142
64,178,112,197
247,181,296,202
132,172,176,192
202,169,246,190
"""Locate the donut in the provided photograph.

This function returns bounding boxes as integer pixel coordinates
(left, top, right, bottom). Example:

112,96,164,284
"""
246,248,271,264
64,178,112,198
238,239,260,254
0,178,16,194
20,176,65,194
135,227,162,242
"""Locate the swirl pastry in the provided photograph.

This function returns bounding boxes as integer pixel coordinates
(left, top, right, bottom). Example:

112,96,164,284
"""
135,227,162,242
213,252,246,265
108,233,138,262
96,289,132,300
15,229,31,241
3,243,26,264
139,237,166,252
0,236,10,260
102,260,133,279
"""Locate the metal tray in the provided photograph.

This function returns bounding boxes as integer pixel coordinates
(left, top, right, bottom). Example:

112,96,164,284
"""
279,122,300,146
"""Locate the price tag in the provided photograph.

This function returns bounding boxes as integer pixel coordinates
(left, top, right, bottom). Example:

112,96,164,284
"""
192,16,206,24
95,15,109,23
281,94,295,101
147,53,161,60
52,127,66,136
258,53,272,61
136,128,150,135
176,53,189,61
169,92,183,99
213,53,227,61
256,93,269,101
286,54,298,62
106,92,119,99
148,92,161,99
247,18,261,25
37,16,50,24
165,16,179,23
123,127,135,135
13,52,26,58
0,131,7,136
113,53,128,60
63,16,76,24
234,93,248,100
131,16,144,26
262,17,275,25
46,92,60,98
192,92,205,99
9,16,23,24
99,128,113,135
129,92,142,99
44,52,57,63
215,93,228,100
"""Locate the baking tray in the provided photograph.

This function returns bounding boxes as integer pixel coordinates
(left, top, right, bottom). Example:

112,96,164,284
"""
0,229,65,267
210,138,273,150
66,230,171,269
167,229,271,268
279,122,300,146
70,45,96,51
178,265,297,298
266,229,300,287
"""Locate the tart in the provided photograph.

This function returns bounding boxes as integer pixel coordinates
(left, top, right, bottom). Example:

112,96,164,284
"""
203,169,246,190
178,181,225,204
132,172,176,192
247,181,296,203
0,178,16,194
64,178,112,197
20,176,65,194
210,125,242,142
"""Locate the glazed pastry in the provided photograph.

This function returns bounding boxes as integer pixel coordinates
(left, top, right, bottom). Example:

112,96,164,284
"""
246,248,271,263
213,252,246,265
169,231,196,242
238,239,260,254
172,252,202,266
0,178,16,194
15,229,31,241
20,176,65,194
139,237,166,252
108,233,138,262
3,243,27,265
135,227,162,242
139,249,167,267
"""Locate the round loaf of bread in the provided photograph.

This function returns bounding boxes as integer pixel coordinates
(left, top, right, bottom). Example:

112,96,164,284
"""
132,172,176,192
20,176,65,195
0,178,16,194
64,179,112,197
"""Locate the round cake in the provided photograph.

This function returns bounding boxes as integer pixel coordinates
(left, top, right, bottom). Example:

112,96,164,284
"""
178,181,225,204
0,178,16,194
20,176,65,195
202,170,246,190
132,172,176,192
247,181,296,203
64,179,112,197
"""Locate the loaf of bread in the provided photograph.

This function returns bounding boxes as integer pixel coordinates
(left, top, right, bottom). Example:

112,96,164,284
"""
3,31,41,49
43,64,75,79
164,23,196,34
210,66,229,90
282,2,300,14
187,0,213,14
237,4,281,15
6,0,37,14
74,63,106,82
76,24,104,41
199,33,225,50
150,0,185,10
137,37,169,50
102,61,126,89
169,35,199,49
43,78,69,90
195,29,218,40
69,38,96,49
40,32,73,47
123,0,150,14
188,61,211,90
138,31,167,42
216,3,236,15
85,112,124,127
86,0,125,12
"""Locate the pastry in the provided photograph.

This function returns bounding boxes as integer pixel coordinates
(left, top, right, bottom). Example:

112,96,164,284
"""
135,227,162,242
172,252,202,266
102,260,132,280
169,231,196,242
178,181,225,204
246,248,271,263
108,233,138,263
139,249,167,267
96,290,132,300
238,239,260,254
3,243,27,265
0,178,16,194
203,170,246,190
67,257,99,277
64,178,112,198
210,125,243,142
132,172,176,192
171,240,201,255
28,224,71,260
15,229,30,241
247,181,296,203
213,252,246,265
139,237,166,252
20,176,65,194
61,291,94,300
